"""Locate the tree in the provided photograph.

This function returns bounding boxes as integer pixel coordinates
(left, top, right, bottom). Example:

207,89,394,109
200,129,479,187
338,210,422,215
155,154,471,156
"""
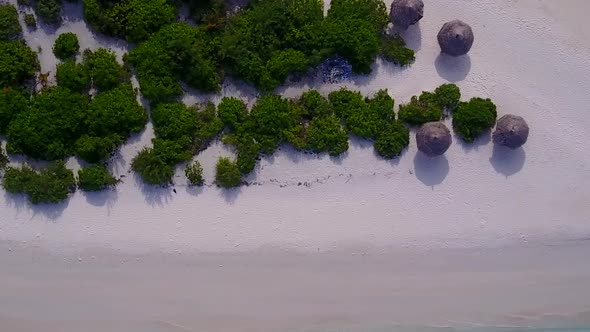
0,4,22,40
2,161,76,204
452,97,497,142
83,48,127,92
7,87,89,160
75,135,121,163
306,115,349,156
218,96,247,130
24,14,36,28
53,32,80,59
0,87,29,134
83,0,176,42
0,40,39,88
77,164,118,191
434,83,461,111
398,92,442,126
185,160,204,186
35,0,62,24
131,147,175,185
380,34,415,66
56,60,91,93
373,121,409,159
215,157,241,188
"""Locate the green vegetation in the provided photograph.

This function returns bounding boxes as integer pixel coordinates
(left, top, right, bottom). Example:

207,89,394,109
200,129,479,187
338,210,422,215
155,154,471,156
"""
83,48,127,92
185,160,204,186
0,4,22,40
24,14,37,28
452,97,497,142
374,121,409,159
306,115,349,156
215,157,241,188
36,0,62,24
218,97,247,130
2,161,75,204
0,87,29,134
83,0,176,42
75,135,121,163
132,102,222,185
0,40,40,88
53,32,80,59
125,23,220,103
0,147,8,169
77,164,118,191
398,84,462,126
56,60,91,93
380,34,415,66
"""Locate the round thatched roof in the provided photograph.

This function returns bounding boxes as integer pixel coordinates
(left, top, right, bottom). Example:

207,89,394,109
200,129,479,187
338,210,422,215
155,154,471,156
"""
493,114,529,149
416,122,452,156
390,0,424,30
437,20,474,56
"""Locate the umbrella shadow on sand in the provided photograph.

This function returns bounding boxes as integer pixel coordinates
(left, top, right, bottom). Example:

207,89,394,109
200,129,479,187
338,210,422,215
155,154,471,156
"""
489,145,526,177
435,54,471,82
413,152,449,187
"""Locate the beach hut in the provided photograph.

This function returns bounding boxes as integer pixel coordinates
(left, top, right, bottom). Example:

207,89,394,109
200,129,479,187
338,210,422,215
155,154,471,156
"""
492,114,529,149
437,20,474,56
390,0,424,30
416,122,452,156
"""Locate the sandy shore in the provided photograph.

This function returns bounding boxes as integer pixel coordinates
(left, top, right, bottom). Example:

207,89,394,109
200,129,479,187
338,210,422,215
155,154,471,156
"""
1,0,590,330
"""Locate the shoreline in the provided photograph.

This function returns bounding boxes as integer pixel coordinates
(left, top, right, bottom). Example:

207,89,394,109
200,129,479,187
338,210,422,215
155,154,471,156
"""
2,240,590,332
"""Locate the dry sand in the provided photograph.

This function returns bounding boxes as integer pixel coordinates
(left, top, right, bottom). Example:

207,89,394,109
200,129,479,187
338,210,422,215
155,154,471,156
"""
1,0,590,331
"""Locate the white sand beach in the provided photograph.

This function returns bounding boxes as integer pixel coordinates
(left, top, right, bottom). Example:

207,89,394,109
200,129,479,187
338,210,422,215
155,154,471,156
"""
1,0,590,331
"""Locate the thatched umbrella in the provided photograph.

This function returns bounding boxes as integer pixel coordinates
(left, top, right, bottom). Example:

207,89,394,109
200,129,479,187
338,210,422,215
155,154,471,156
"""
390,0,424,30
437,20,474,56
416,122,452,156
493,114,529,149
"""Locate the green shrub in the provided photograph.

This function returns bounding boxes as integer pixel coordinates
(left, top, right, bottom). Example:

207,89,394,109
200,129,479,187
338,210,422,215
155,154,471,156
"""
151,102,198,142
398,92,442,126
24,14,36,27
215,157,241,188
75,135,121,163
36,0,62,24
452,97,497,142
328,88,391,139
246,94,299,154
0,4,22,40
373,121,409,159
85,84,147,138
56,60,91,93
53,32,79,59
125,23,220,102
0,147,8,169
323,18,380,74
327,0,389,32
83,0,176,42
7,87,89,160
131,147,175,185
185,160,204,186
2,161,76,204
83,48,127,92
77,164,117,191
434,83,461,111
0,87,29,134
380,34,415,66
194,102,223,150
0,40,40,88
306,115,349,156
218,97,247,130
301,90,332,119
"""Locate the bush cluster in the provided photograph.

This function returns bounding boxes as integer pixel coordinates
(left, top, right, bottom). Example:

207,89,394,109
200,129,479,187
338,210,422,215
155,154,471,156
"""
2,161,75,204
452,97,497,142
215,157,241,188
185,160,204,186
125,23,220,103
0,40,40,88
398,83,461,126
6,83,147,162
132,102,222,185
24,14,37,28
0,88,29,134
56,60,91,93
53,32,80,60
83,48,127,92
380,34,415,66
83,0,176,42
0,4,22,40
36,0,62,24
77,164,118,191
